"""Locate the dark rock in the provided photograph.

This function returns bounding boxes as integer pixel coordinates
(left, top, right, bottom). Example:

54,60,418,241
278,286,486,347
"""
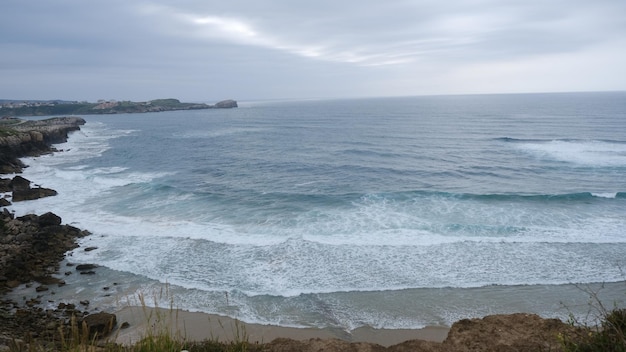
6,280,20,288
15,233,33,242
57,303,76,311
81,312,116,337
80,271,96,275
2,207,13,219
75,264,98,271
0,159,25,174
84,246,98,252
12,187,57,202
57,302,67,310
0,197,10,206
16,213,38,222
0,178,11,192
38,212,62,226
0,116,93,347
120,321,130,329
9,176,31,191
34,276,63,285
79,300,89,306
1,210,87,294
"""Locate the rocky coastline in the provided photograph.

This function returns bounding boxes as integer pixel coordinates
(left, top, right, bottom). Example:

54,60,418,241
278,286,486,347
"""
0,117,597,351
0,117,116,349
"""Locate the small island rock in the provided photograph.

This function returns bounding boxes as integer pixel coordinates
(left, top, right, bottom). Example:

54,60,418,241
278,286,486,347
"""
214,99,238,108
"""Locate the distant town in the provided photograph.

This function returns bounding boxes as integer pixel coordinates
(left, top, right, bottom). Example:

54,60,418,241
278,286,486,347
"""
0,99,80,109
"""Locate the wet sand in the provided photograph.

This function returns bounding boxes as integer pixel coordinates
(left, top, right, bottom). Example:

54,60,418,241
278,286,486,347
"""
114,306,450,347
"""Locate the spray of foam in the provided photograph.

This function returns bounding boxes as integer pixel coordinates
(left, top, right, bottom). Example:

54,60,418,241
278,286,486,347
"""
518,140,626,167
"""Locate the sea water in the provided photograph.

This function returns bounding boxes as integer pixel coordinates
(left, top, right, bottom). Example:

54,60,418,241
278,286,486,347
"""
7,92,626,329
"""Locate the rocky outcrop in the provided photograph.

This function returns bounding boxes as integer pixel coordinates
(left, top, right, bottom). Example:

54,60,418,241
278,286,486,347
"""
9,175,57,202
0,116,85,173
11,187,57,202
4,116,85,145
1,306,84,349
0,199,98,348
0,210,89,293
0,117,89,294
0,205,117,347
442,313,574,351
264,314,577,351
0,116,106,348
214,99,238,108
81,312,117,338
0,117,85,205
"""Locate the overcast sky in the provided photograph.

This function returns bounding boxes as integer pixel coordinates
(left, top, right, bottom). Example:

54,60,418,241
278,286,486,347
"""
2,0,625,102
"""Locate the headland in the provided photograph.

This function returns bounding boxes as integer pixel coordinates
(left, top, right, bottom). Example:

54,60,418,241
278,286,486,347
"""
0,98,237,117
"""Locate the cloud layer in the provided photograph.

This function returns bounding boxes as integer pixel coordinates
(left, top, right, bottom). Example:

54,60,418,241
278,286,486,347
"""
2,0,625,101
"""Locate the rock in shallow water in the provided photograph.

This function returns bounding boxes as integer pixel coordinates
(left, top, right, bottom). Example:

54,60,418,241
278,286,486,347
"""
75,264,98,271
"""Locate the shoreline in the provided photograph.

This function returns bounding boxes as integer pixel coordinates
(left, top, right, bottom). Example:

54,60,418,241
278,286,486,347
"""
1,117,455,348
113,306,450,347
0,115,613,350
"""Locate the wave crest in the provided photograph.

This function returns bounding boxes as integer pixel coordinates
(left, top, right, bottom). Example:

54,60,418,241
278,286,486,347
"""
497,138,626,167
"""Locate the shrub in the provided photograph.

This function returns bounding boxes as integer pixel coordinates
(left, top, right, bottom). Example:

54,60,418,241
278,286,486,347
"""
560,301,626,351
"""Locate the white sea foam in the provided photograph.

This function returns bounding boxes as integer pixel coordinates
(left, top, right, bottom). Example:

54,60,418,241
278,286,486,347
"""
8,122,166,219
64,222,626,299
12,144,626,298
591,192,618,198
173,127,269,139
517,140,626,167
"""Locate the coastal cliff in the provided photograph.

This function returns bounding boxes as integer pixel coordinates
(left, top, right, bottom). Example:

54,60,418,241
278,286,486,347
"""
1,117,88,290
0,98,237,117
0,117,111,347
0,116,85,173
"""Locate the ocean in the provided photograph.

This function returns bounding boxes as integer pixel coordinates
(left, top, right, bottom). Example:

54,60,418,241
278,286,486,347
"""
7,92,626,330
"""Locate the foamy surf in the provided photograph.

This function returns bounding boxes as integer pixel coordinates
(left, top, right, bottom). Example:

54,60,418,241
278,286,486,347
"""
7,93,626,330
510,139,626,167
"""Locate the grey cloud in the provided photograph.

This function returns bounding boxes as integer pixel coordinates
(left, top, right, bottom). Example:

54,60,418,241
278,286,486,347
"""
148,0,625,65
1,0,625,100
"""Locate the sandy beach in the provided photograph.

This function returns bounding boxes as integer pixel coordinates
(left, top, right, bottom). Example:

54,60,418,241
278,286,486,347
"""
114,306,450,347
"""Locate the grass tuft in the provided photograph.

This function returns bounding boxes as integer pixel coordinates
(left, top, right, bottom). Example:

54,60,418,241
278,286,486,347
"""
559,282,626,352
6,285,254,352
